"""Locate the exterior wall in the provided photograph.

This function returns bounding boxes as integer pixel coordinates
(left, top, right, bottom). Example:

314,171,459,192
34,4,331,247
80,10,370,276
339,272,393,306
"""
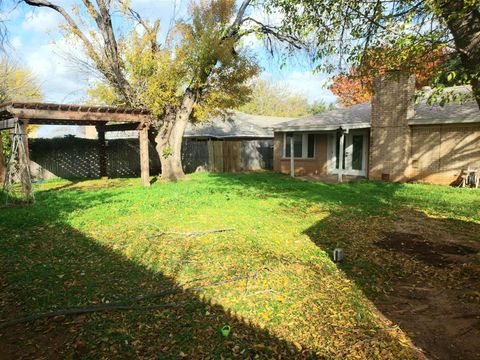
410,123,480,185
369,71,416,182
273,132,329,176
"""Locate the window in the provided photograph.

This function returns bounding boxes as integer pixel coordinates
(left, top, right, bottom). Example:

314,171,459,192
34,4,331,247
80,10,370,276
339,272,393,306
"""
283,133,315,158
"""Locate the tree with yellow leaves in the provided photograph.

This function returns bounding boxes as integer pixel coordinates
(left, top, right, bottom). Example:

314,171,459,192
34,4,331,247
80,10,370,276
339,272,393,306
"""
0,58,42,184
24,0,301,181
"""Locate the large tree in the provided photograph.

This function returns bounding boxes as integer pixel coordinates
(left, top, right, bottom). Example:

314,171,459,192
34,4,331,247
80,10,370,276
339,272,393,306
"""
263,0,480,108
23,0,300,181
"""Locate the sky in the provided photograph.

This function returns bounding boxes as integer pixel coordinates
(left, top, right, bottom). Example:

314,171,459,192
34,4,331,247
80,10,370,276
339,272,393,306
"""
2,0,337,107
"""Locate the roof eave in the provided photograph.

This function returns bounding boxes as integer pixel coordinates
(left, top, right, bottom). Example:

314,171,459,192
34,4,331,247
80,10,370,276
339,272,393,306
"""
408,118,480,125
273,122,371,132
184,134,273,140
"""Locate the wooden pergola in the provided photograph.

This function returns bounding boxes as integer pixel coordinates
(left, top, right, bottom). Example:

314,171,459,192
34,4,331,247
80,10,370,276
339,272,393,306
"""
0,102,152,187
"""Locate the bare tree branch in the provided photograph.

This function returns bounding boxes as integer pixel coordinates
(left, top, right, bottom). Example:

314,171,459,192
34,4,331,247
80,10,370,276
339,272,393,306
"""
23,0,133,101
240,17,304,49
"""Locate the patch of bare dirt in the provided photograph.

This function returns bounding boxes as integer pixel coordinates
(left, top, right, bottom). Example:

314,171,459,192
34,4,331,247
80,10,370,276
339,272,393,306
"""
374,211,480,360
376,232,477,268
376,282,480,360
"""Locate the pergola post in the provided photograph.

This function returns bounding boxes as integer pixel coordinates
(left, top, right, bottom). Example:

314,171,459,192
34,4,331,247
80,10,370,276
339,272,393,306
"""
19,120,33,200
289,132,295,177
139,125,150,187
96,124,108,179
338,128,345,183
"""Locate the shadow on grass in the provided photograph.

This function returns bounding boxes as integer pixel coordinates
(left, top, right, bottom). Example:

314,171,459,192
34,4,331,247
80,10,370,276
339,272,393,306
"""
207,172,480,360
0,188,310,359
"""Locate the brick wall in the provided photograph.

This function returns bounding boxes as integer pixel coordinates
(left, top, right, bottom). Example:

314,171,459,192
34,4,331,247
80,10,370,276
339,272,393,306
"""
369,71,416,181
273,132,328,176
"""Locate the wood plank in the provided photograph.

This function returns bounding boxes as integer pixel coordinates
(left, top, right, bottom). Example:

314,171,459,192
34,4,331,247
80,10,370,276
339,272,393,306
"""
232,141,241,172
214,141,224,172
223,141,241,172
139,126,150,186
7,106,150,124
208,140,214,171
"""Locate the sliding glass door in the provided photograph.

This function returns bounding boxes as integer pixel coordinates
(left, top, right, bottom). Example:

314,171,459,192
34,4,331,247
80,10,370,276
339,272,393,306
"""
332,130,368,176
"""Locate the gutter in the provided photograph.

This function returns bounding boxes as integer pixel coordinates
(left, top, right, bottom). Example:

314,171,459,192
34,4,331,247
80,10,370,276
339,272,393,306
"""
408,118,480,125
273,122,371,132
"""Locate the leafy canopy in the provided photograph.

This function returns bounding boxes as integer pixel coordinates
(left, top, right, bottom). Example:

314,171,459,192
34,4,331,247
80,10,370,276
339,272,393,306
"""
0,58,42,154
263,0,448,71
262,0,478,104
88,0,259,122
0,58,42,103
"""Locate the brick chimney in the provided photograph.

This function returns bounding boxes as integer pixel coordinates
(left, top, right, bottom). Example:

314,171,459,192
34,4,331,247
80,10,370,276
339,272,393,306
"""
369,71,415,182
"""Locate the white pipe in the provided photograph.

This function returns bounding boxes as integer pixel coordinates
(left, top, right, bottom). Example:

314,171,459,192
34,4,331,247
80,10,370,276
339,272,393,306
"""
290,134,294,177
338,131,345,182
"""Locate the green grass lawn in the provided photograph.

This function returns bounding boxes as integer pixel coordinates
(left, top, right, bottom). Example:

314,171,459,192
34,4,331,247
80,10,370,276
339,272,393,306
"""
0,172,479,359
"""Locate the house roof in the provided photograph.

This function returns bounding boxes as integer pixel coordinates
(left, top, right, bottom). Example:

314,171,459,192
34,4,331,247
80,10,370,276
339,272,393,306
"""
273,103,371,132
409,100,480,125
273,97,480,132
184,112,294,139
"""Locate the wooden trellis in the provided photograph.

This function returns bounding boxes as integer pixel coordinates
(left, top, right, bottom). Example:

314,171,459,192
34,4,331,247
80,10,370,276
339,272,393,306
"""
3,121,34,204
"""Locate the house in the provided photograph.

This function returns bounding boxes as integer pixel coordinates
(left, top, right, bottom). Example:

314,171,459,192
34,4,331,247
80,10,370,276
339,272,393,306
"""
272,72,480,185
184,112,293,172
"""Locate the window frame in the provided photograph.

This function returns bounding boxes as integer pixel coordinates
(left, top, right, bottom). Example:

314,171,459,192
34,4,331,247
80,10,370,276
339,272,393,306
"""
282,133,315,159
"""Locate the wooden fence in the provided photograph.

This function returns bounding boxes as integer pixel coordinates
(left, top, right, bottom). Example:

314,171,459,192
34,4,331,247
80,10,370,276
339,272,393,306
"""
28,137,272,180
208,140,273,172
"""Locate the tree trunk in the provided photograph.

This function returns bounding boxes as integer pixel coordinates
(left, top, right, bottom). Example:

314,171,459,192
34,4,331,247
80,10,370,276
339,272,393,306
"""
155,90,196,181
437,1,480,108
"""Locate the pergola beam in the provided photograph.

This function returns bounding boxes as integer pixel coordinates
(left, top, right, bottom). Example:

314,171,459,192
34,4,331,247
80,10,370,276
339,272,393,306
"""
7,108,150,124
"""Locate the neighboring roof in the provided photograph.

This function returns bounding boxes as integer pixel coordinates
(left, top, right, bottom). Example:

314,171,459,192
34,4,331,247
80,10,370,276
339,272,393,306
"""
184,112,293,139
273,103,371,132
230,112,295,130
273,97,480,132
